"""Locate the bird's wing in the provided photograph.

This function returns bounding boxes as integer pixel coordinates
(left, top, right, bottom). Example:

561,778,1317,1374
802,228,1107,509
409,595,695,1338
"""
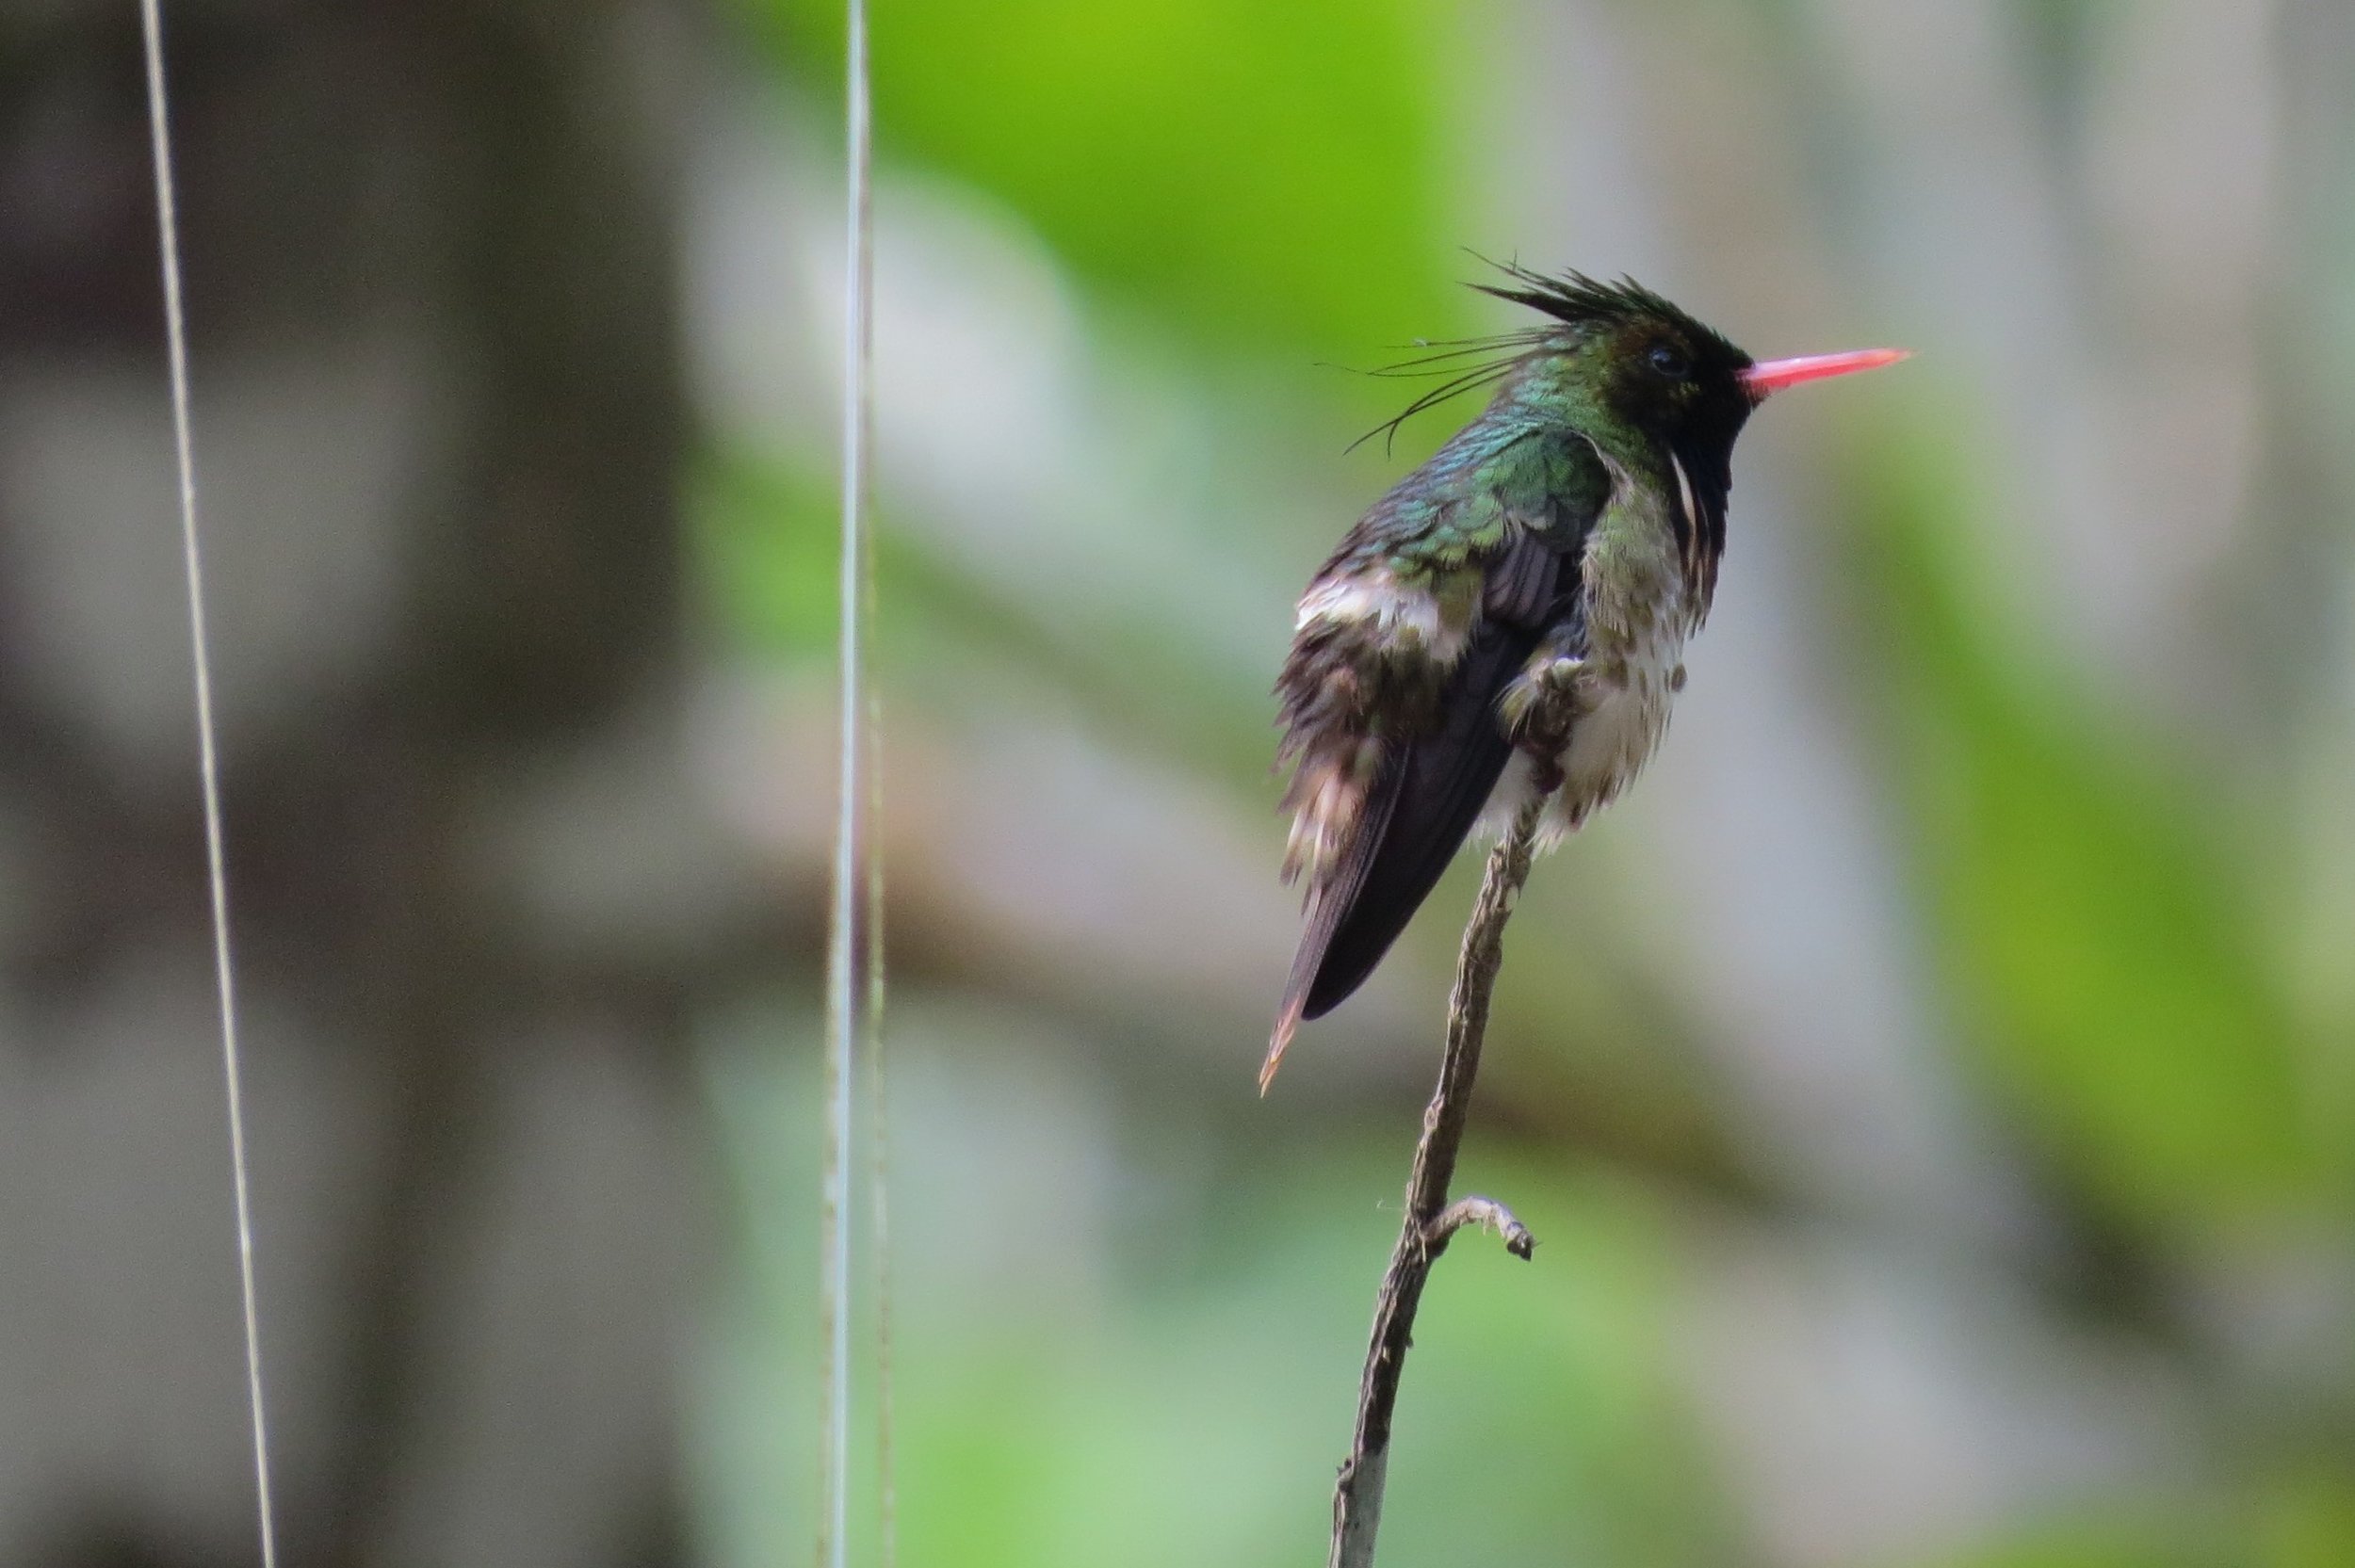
1265,430,1608,1083
1296,537,1573,1024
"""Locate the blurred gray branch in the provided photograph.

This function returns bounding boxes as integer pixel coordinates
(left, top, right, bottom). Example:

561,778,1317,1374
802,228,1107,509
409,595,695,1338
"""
0,7,733,1564
1329,792,1544,1568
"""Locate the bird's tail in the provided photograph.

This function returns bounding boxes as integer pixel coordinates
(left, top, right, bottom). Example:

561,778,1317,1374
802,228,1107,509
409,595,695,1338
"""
1261,755,1404,1092
1262,883,1343,1091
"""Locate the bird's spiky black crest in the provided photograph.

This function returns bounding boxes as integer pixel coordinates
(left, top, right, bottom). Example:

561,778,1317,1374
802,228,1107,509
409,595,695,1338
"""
1472,260,1700,339
1348,260,1739,456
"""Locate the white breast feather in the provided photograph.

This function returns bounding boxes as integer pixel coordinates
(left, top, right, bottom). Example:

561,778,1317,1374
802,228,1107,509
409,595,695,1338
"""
1551,622,1684,826
1481,448,1696,845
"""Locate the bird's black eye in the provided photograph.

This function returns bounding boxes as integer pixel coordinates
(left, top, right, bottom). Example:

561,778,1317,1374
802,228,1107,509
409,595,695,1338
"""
1648,344,1689,379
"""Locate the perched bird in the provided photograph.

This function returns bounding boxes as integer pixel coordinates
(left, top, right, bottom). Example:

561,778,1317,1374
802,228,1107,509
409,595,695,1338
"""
1265,266,1904,1089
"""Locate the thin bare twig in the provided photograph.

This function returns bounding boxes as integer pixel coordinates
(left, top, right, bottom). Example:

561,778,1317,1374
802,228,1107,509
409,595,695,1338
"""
1425,1195,1535,1258
1329,789,1548,1568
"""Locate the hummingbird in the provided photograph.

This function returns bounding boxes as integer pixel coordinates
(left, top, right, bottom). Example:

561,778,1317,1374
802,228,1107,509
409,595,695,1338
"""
1264,265,1905,1089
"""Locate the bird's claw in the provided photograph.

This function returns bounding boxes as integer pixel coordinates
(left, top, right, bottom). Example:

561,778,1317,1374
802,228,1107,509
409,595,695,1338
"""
1501,655,1584,755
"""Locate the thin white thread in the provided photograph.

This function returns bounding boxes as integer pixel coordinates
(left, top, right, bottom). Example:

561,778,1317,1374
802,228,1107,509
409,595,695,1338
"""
819,2,874,1566
866,639,894,1568
136,6,279,1566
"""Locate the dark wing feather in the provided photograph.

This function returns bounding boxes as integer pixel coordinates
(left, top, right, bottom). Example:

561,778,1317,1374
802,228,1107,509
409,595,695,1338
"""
1298,556,1569,1020
1299,631,1531,1019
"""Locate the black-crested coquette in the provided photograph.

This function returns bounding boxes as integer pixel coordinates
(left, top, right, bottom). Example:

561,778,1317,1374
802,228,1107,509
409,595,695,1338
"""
1266,266,1906,1086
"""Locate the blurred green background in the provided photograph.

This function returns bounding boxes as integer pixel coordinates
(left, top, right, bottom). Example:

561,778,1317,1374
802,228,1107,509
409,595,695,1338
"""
692,1,2355,1564
3,1,2352,1566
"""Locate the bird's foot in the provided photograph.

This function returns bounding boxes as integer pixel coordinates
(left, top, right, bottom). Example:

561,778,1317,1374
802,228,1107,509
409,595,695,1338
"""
1501,654,1585,762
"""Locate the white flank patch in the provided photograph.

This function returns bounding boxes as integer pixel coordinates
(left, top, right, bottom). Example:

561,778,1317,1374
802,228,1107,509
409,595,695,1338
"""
1294,567,1463,662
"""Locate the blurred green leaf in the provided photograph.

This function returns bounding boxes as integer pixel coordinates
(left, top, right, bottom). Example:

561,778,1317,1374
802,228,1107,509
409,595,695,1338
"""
1911,1486,2355,1568
1920,1519,2229,1568
689,449,839,659
1844,410,2318,1233
2258,1470,2355,1568
746,0,1480,359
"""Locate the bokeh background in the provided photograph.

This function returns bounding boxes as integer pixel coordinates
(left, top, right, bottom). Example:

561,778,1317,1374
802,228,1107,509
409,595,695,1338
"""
4,0,2353,1564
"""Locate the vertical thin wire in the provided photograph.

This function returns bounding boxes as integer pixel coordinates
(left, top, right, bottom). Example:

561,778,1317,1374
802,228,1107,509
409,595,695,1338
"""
864,600,894,1568
819,0,873,1565
137,5,279,1567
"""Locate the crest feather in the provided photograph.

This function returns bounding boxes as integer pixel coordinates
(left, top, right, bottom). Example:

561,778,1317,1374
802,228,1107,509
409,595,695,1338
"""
1348,260,1736,454
1472,260,1708,340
